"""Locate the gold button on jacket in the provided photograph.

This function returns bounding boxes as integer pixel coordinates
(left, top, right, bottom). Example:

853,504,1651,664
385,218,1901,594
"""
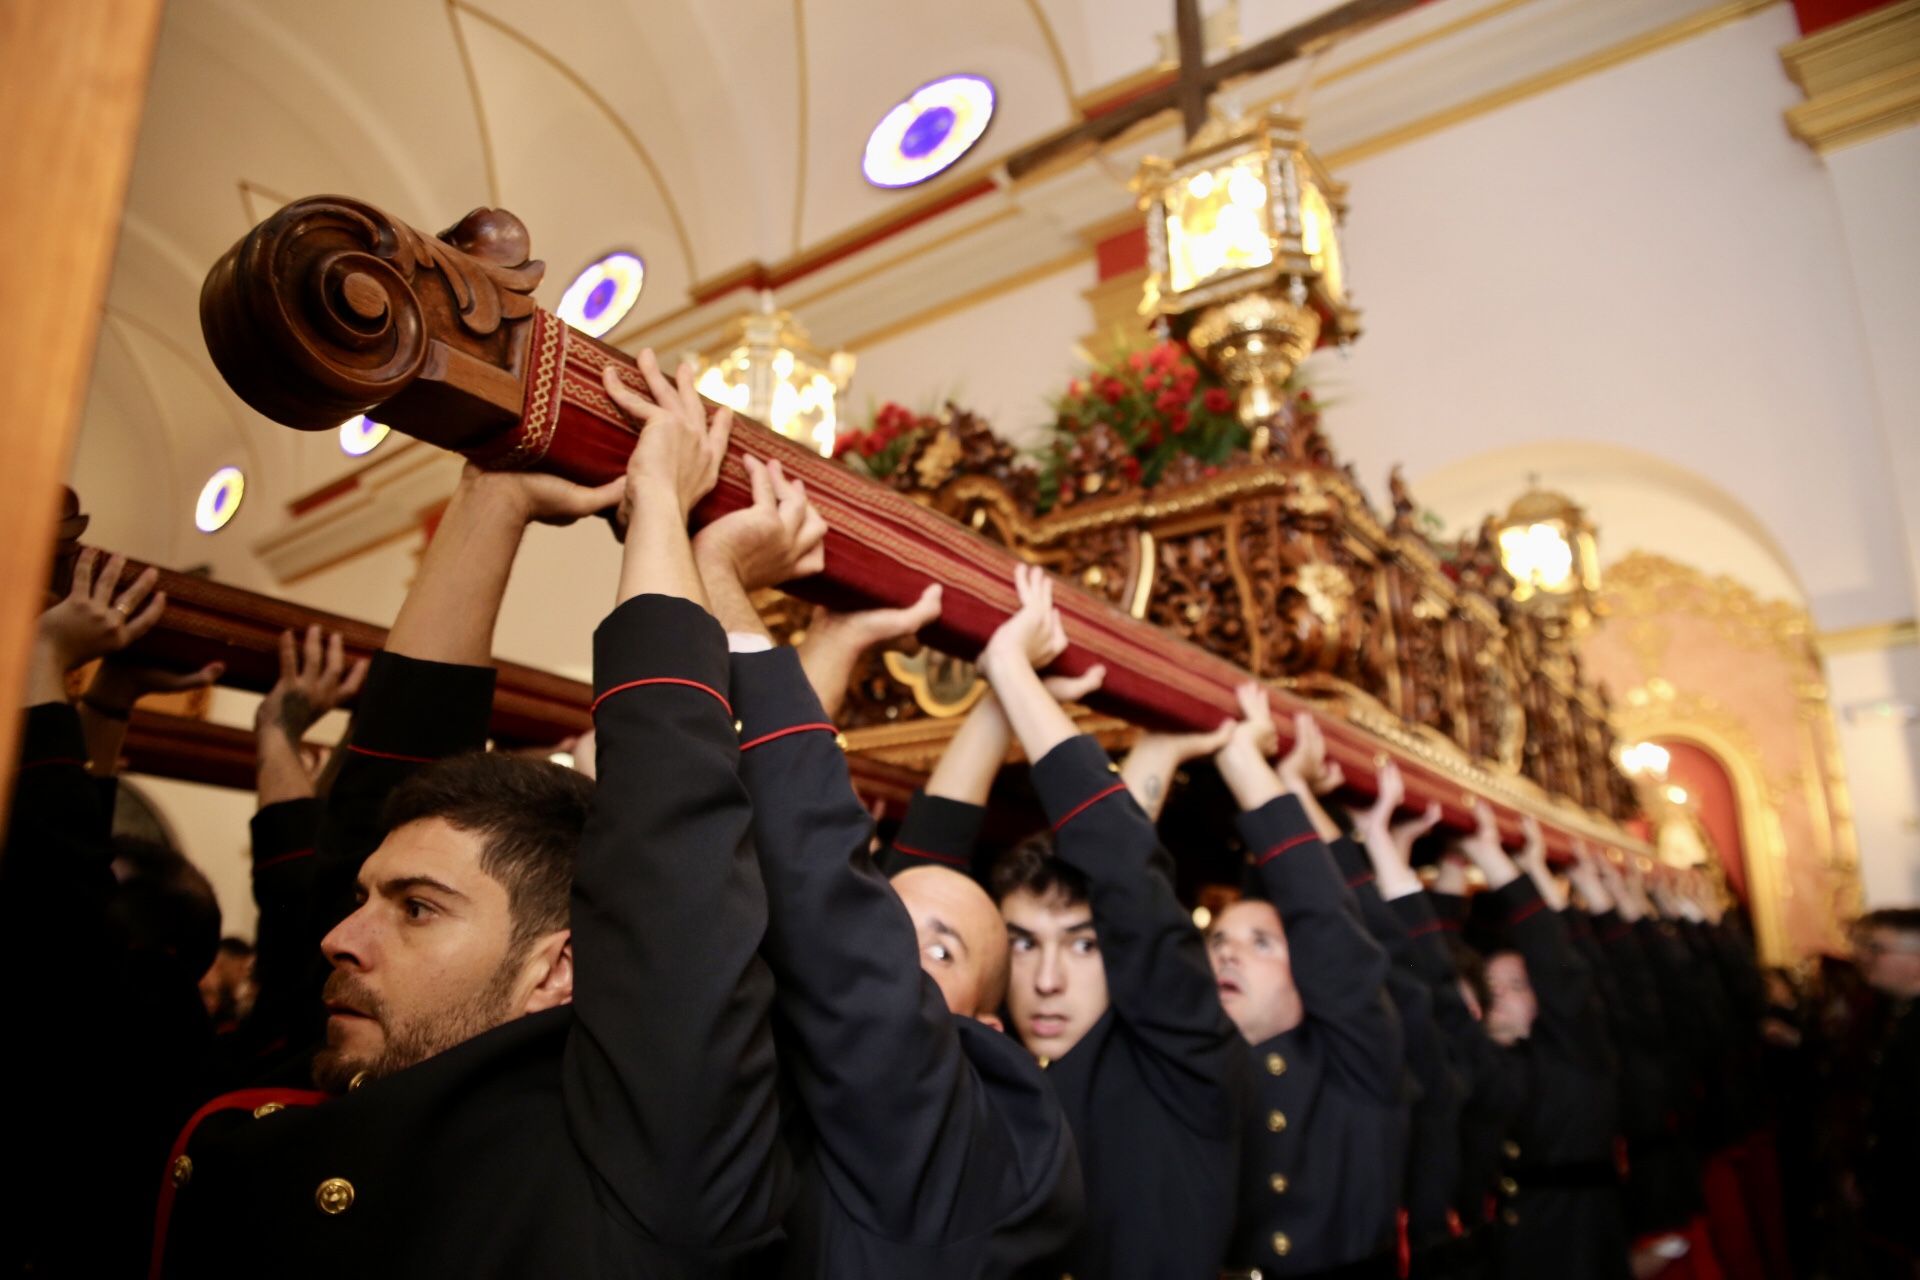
252,1102,285,1119
315,1177,355,1215
1502,1140,1521,1159
1271,1232,1291,1256
1269,1173,1289,1195
1266,1110,1287,1133
1265,1052,1287,1076
170,1155,193,1187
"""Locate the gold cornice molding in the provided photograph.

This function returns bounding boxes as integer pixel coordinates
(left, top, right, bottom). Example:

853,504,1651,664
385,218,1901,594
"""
1817,616,1920,655
1601,551,1820,672
1782,0,1920,152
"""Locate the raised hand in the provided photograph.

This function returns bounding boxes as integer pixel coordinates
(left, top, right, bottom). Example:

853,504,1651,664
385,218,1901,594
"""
604,348,732,523
458,462,624,530
1456,801,1522,890
1565,841,1614,914
1277,711,1342,797
1043,663,1107,706
979,563,1067,680
1353,758,1406,847
36,549,167,673
1391,797,1444,863
693,455,829,593
795,585,943,717
256,626,368,745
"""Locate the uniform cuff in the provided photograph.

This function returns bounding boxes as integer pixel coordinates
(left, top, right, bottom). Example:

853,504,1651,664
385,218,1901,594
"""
251,798,321,870
893,792,986,870
729,647,838,750
18,702,87,769
1330,834,1376,890
593,594,730,714
1233,793,1317,867
1029,734,1129,832
349,651,497,762
1492,875,1549,928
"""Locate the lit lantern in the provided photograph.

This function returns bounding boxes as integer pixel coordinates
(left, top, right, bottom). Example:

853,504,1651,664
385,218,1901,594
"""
1134,108,1359,441
694,293,855,457
1495,478,1602,626
1617,741,1672,781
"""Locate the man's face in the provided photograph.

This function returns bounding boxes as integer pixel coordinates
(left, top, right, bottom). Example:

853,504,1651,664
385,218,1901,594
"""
1856,926,1920,998
892,866,1007,1026
314,818,543,1092
1002,887,1108,1060
1485,951,1538,1046
1207,900,1303,1044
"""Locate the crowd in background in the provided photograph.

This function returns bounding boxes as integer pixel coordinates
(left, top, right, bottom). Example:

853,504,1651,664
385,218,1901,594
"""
4,349,1916,1280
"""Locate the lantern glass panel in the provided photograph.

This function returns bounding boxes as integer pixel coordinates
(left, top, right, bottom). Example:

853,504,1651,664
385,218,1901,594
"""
1299,180,1344,303
1165,152,1273,294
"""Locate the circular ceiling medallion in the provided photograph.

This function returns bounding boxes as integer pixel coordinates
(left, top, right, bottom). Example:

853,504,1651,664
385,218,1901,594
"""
338,414,391,457
863,74,995,189
195,466,245,533
557,250,645,338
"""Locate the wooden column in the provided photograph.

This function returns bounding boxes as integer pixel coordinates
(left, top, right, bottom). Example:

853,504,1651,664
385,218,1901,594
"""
0,0,167,828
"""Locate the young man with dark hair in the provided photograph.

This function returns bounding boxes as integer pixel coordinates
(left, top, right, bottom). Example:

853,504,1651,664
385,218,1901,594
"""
1849,906,1920,1276
148,351,793,1277
1452,804,1629,1280
1207,695,1406,1278
978,566,1249,1280
694,457,1081,1277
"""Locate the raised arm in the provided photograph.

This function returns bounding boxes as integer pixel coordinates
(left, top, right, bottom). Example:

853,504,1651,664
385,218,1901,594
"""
1219,702,1403,1100
982,567,1243,1131
698,465,1067,1241
565,351,787,1252
1456,805,1610,1068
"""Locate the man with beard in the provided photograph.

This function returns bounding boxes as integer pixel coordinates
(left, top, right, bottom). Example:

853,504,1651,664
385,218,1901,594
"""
1207,696,1406,1279
981,566,1250,1280
149,352,792,1277
693,459,1082,1277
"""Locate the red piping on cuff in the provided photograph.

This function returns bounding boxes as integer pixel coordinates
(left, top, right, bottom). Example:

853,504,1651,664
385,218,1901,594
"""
1254,832,1317,867
893,842,969,868
20,756,88,771
740,722,836,751
255,848,315,872
1507,898,1546,927
1052,782,1129,832
1406,918,1447,938
1347,870,1376,888
347,743,438,765
592,676,732,717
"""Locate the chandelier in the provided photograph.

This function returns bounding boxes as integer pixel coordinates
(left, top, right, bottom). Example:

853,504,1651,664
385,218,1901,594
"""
1133,108,1360,443
1495,477,1602,627
694,293,855,457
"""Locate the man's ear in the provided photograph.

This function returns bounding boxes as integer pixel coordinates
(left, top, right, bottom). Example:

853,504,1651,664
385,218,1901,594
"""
520,932,574,1013
974,1011,1005,1034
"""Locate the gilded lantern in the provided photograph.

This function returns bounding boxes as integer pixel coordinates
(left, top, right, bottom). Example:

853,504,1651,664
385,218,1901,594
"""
694,293,856,457
1134,109,1360,429
1495,481,1602,625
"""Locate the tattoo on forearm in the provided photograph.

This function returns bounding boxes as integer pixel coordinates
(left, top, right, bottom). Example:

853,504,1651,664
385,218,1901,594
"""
276,691,313,740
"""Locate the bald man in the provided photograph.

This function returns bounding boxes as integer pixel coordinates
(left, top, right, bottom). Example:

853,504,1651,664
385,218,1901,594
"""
891,865,1010,1030
695,489,1079,1280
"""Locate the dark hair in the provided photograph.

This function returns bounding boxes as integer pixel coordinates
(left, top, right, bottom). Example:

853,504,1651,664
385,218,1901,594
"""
106,835,221,977
988,833,1089,907
216,936,255,959
381,753,592,950
1857,907,1920,936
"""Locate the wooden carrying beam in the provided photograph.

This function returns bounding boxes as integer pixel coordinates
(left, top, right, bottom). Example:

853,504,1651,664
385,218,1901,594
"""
197,196,1641,857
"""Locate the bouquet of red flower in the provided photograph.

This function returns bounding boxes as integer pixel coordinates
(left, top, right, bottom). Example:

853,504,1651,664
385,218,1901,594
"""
1035,339,1254,509
835,400,931,482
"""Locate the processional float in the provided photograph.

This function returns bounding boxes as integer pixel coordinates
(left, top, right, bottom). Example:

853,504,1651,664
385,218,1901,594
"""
185,195,1643,857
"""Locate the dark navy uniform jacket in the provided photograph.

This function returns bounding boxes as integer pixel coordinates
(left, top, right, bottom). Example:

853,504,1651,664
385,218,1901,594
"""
150,595,793,1278
730,646,1081,1279
1228,801,1405,1277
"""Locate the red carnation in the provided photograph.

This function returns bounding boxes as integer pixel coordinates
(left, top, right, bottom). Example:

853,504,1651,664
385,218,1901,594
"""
1142,372,1164,393
1154,390,1184,415
1119,455,1142,481
1169,410,1190,435
1151,342,1180,370
1099,378,1126,405
1127,351,1148,371
1203,387,1234,414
